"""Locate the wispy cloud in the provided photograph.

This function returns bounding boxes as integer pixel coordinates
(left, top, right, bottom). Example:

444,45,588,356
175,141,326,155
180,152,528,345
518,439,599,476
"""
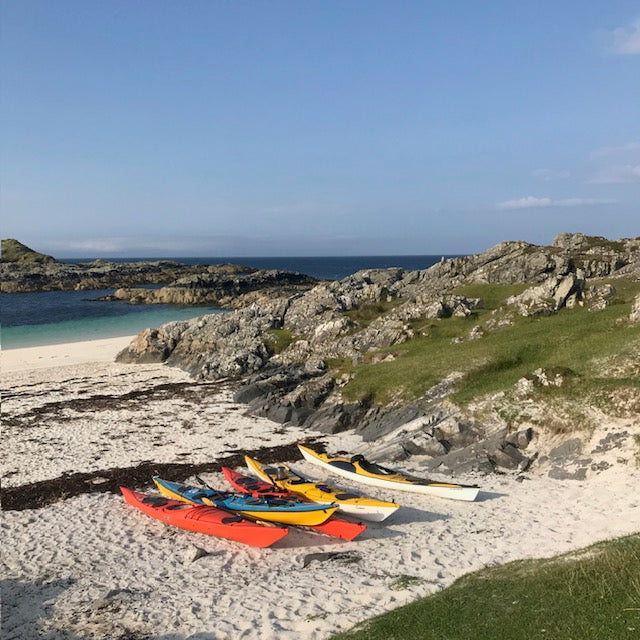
555,198,616,207
592,164,640,184
497,196,616,210
603,17,640,55
592,141,640,157
532,168,570,181
497,196,552,210
67,240,125,253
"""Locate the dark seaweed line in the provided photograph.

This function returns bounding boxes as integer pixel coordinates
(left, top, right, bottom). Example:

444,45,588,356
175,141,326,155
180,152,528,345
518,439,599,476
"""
6,380,228,420
1,438,325,511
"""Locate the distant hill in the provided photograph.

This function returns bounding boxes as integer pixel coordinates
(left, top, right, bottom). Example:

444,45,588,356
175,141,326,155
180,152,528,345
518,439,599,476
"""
1,239,57,264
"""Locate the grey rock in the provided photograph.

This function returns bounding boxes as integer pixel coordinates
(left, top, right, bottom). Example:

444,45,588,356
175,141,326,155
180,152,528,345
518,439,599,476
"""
265,404,293,424
549,438,583,459
489,443,528,470
548,466,587,481
233,382,277,404
505,428,534,449
591,430,629,453
505,273,585,317
585,284,616,311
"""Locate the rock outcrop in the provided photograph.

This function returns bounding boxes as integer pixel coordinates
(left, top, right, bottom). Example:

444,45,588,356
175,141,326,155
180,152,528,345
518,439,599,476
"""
117,233,640,476
0,253,258,293
108,270,318,308
1,239,56,264
504,272,585,317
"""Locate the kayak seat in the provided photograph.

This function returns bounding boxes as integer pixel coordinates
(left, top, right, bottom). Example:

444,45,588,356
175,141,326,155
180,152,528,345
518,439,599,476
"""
142,496,170,507
243,498,266,506
334,493,360,500
221,515,245,524
355,458,388,475
329,460,357,473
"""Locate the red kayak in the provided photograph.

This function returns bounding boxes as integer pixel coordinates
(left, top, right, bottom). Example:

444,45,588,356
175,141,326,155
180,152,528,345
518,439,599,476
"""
120,487,288,548
221,467,367,542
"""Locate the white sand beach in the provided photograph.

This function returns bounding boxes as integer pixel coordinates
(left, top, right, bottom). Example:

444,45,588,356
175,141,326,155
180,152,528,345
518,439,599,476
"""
2,339,639,640
1,336,136,373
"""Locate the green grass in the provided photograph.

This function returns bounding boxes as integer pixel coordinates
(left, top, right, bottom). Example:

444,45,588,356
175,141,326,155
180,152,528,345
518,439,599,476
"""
334,534,640,640
264,328,296,354
344,298,404,330
339,280,640,406
453,283,530,310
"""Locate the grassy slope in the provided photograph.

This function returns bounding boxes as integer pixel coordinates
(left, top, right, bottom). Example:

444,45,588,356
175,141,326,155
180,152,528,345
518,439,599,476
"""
340,281,640,407
0,238,56,263
334,534,640,640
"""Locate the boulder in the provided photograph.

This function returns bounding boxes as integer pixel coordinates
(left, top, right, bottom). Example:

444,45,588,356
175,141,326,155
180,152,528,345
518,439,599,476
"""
585,284,616,311
505,273,585,317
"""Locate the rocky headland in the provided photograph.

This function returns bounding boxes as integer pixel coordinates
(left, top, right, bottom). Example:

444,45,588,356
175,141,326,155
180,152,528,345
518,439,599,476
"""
103,269,319,308
0,239,266,293
116,232,640,480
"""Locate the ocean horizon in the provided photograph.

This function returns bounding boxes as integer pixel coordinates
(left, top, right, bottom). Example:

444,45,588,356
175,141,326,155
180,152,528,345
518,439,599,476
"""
3,254,447,349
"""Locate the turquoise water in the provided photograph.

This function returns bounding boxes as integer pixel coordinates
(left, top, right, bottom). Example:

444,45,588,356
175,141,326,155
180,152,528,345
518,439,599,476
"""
2,306,223,349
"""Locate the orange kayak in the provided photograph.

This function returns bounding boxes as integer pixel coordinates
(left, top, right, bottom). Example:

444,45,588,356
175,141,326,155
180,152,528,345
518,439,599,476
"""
120,487,288,548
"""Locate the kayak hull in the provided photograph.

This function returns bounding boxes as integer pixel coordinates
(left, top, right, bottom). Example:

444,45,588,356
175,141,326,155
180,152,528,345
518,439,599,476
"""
222,466,367,541
120,487,287,548
244,455,400,522
152,476,337,526
298,444,480,502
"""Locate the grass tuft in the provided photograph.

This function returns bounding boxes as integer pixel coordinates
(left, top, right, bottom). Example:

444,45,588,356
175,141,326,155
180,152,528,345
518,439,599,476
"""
333,534,640,640
264,328,296,355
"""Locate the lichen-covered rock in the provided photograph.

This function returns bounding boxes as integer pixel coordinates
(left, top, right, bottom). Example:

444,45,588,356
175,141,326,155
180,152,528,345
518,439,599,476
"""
504,273,585,316
116,322,189,364
117,306,279,378
584,283,616,311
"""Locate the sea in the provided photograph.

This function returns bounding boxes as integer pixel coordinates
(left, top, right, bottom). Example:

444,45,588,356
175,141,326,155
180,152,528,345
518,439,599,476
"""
2,255,447,349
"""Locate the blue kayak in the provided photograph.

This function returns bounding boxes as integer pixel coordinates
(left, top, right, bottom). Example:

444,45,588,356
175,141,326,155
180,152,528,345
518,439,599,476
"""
152,476,338,526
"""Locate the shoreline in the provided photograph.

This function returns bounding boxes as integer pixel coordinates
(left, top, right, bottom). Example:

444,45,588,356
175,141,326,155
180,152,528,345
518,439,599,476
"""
1,335,134,373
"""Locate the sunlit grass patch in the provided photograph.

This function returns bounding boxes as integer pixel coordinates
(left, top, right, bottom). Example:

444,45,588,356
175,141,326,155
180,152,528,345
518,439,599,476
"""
339,280,640,406
334,534,640,640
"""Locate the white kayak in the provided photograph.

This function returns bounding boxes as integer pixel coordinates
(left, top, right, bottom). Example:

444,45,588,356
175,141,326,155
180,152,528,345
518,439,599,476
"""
298,444,480,502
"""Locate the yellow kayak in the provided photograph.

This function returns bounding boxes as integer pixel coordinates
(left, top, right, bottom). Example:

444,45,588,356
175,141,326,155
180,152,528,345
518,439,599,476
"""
298,444,480,502
152,476,337,526
244,455,400,522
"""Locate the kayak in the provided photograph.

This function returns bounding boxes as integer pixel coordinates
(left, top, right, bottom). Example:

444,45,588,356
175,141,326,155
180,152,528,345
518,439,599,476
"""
222,466,367,541
244,455,400,522
119,487,287,548
298,444,480,502
152,476,337,526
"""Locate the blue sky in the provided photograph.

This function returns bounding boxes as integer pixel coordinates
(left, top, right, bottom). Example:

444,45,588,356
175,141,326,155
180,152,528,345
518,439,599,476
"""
1,1,638,257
